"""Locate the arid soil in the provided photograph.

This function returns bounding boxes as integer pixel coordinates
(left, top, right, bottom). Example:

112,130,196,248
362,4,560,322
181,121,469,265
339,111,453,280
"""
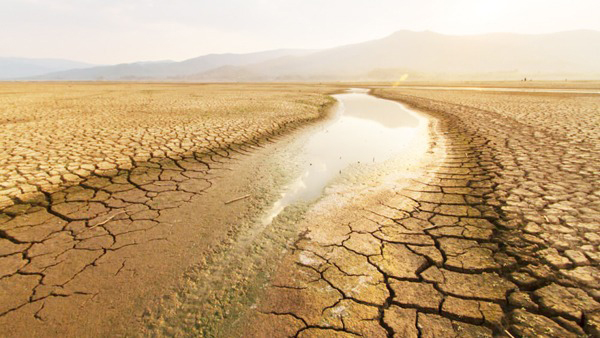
0,83,338,207
234,87,600,337
1,83,599,337
0,83,340,336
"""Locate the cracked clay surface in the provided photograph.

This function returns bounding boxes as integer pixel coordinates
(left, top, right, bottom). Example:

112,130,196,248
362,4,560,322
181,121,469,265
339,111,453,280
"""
0,83,339,336
235,87,600,338
2,83,599,337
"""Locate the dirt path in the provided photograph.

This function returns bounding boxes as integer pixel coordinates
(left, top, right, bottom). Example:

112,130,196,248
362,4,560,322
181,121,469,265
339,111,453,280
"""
233,88,600,337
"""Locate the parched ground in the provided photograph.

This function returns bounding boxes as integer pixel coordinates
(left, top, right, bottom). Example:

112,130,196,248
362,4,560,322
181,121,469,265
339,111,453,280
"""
0,83,337,207
2,83,600,337
0,83,340,336
237,87,600,337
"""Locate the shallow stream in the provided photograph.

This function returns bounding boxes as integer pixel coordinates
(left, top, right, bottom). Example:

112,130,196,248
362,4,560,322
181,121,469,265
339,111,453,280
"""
263,88,423,224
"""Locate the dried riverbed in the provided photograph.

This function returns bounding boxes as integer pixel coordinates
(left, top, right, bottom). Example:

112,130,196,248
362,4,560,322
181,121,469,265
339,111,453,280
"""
144,89,430,336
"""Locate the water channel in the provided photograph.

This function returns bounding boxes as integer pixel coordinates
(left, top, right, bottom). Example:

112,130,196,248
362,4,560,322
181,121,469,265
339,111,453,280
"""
263,88,424,224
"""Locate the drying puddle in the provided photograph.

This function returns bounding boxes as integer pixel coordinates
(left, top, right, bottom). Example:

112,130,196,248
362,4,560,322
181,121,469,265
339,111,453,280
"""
263,88,423,224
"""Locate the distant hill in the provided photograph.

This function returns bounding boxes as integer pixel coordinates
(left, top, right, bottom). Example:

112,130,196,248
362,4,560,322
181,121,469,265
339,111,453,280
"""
226,30,600,81
35,49,315,81
0,57,95,79
13,30,600,81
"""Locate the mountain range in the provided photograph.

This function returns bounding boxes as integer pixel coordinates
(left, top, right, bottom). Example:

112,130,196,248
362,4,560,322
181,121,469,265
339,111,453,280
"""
4,30,600,81
0,58,95,79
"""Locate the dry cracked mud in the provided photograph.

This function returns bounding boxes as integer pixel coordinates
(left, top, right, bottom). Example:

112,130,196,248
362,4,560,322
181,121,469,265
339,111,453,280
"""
2,83,600,337
0,83,341,207
0,83,341,336
233,86,600,338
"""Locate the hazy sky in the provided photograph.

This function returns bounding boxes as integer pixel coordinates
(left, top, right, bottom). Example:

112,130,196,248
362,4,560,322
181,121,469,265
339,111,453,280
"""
1,0,599,64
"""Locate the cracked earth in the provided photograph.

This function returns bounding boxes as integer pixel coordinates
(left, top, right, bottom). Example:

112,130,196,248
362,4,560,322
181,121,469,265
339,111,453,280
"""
1,83,599,337
234,87,600,337
0,83,339,336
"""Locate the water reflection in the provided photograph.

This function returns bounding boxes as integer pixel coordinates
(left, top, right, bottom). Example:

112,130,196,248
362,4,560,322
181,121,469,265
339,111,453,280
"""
263,89,423,224
343,92,419,128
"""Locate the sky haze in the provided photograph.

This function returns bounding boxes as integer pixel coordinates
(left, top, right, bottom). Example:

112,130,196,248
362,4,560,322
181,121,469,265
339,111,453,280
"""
1,0,599,64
